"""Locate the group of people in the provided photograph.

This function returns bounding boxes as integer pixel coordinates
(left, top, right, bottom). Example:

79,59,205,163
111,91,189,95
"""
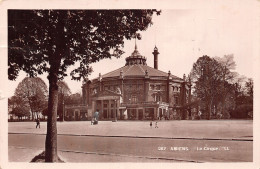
150,121,158,128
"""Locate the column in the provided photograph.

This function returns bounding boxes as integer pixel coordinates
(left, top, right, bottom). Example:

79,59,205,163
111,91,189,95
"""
114,100,116,121
101,100,103,120
108,100,111,119
136,109,139,120
154,108,157,120
157,108,159,119
117,99,120,120
168,82,173,105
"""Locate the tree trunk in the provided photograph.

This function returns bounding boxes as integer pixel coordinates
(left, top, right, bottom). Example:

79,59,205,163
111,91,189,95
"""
45,66,59,162
206,100,211,120
31,111,35,121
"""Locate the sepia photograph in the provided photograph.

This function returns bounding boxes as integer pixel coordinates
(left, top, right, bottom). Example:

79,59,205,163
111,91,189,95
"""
0,0,259,169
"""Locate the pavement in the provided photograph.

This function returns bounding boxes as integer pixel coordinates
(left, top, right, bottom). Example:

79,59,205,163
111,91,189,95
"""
8,120,253,162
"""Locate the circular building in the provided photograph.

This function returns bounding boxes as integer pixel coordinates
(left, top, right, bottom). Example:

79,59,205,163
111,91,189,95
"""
81,44,191,121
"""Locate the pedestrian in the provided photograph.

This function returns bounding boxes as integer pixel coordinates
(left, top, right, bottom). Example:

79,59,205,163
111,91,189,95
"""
150,121,152,128
93,109,99,125
198,110,202,120
36,118,40,128
155,122,158,128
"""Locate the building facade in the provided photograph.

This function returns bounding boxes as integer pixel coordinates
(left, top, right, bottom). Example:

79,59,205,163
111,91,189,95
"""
73,44,192,121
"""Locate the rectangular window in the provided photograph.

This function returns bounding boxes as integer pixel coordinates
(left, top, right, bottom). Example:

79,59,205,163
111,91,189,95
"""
156,95,161,102
131,95,137,103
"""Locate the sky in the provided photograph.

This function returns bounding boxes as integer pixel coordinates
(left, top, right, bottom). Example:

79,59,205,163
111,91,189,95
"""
2,0,259,98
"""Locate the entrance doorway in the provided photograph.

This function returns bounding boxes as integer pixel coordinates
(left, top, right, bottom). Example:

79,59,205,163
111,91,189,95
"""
138,109,143,120
145,108,154,120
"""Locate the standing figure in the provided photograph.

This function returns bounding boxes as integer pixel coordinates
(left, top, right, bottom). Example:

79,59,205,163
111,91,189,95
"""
150,121,152,128
155,122,158,128
36,119,40,128
198,110,202,120
93,109,99,125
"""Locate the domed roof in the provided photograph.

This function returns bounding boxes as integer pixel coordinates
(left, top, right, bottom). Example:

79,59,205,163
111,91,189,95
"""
100,64,183,81
92,44,184,82
125,44,147,66
131,44,142,57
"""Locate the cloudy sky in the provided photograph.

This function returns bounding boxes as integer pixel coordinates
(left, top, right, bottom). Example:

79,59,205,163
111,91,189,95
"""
2,0,259,97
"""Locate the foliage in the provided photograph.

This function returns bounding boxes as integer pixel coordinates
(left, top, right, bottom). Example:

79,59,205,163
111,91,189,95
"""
42,107,48,117
9,10,161,81
10,106,30,118
8,9,160,162
8,96,24,111
190,55,223,119
245,78,253,97
14,77,48,120
230,104,253,119
58,81,71,96
57,81,71,121
65,93,82,105
190,54,253,120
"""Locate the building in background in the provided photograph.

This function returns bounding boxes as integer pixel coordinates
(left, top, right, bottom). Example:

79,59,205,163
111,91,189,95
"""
65,44,192,121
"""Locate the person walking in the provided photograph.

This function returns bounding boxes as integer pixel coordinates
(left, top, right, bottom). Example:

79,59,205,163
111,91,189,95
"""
36,118,40,128
155,122,158,128
150,121,152,128
90,109,99,125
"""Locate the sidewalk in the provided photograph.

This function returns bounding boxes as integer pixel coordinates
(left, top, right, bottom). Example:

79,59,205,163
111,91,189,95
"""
8,120,253,163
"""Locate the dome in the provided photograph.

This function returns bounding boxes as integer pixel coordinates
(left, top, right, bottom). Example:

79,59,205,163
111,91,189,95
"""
125,44,147,66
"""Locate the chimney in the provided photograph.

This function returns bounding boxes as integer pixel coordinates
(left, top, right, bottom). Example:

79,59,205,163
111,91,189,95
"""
152,46,159,69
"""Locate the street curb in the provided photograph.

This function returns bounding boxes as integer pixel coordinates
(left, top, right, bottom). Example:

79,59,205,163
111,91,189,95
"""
8,132,253,142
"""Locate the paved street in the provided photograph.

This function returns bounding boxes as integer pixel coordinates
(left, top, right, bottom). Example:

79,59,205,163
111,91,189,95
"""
8,120,253,162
